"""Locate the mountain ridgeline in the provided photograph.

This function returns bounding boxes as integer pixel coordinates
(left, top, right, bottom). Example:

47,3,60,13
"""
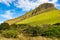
5,3,57,25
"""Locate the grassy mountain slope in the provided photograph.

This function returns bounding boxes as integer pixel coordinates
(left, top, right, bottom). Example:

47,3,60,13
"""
4,11,33,25
17,9,60,25
5,3,60,25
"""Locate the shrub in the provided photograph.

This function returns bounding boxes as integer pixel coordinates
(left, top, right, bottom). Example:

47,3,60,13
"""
41,25,60,37
10,24,18,30
10,24,30,30
2,30,18,38
53,23,60,25
17,24,30,29
22,26,42,37
17,24,32,34
0,23,10,30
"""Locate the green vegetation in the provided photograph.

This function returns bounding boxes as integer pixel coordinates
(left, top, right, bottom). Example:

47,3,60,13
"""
21,24,60,38
10,24,18,30
22,26,42,36
0,23,10,30
0,23,18,38
0,22,60,38
17,9,60,26
41,25,60,37
2,30,18,38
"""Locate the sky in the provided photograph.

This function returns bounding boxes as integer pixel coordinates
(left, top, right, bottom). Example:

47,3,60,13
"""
0,0,60,23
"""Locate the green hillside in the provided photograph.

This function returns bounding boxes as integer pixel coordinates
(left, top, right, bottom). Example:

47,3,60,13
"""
5,3,60,25
17,9,60,25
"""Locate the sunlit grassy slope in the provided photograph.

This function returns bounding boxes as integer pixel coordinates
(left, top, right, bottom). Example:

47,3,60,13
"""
17,9,60,25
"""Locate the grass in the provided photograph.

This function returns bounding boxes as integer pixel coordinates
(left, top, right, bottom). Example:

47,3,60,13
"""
17,9,60,25
0,34,60,40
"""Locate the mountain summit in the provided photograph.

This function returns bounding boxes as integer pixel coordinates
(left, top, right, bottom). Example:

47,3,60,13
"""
5,3,59,25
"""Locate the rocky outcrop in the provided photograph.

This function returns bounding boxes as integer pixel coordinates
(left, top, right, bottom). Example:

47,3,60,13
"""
21,3,54,20
32,3,54,15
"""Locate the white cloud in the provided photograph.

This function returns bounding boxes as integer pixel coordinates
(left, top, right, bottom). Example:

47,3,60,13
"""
41,0,58,3
14,0,41,11
55,4,60,6
55,4,60,10
0,0,58,10
1,11,13,19
0,21,4,23
14,0,58,11
0,0,15,6
0,10,14,23
45,0,57,3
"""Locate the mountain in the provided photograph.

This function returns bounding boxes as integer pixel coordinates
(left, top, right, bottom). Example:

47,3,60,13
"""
17,9,60,25
5,3,60,25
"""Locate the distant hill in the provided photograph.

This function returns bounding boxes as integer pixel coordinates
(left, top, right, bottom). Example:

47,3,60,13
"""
4,3,60,25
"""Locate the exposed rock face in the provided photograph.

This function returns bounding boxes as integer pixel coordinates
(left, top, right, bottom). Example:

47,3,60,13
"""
5,3,55,25
25,3,54,19
32,3,54,15
40,3,54,9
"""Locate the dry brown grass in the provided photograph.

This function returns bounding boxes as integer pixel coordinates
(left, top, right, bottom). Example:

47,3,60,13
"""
0,34,60,40
18,34,60,40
